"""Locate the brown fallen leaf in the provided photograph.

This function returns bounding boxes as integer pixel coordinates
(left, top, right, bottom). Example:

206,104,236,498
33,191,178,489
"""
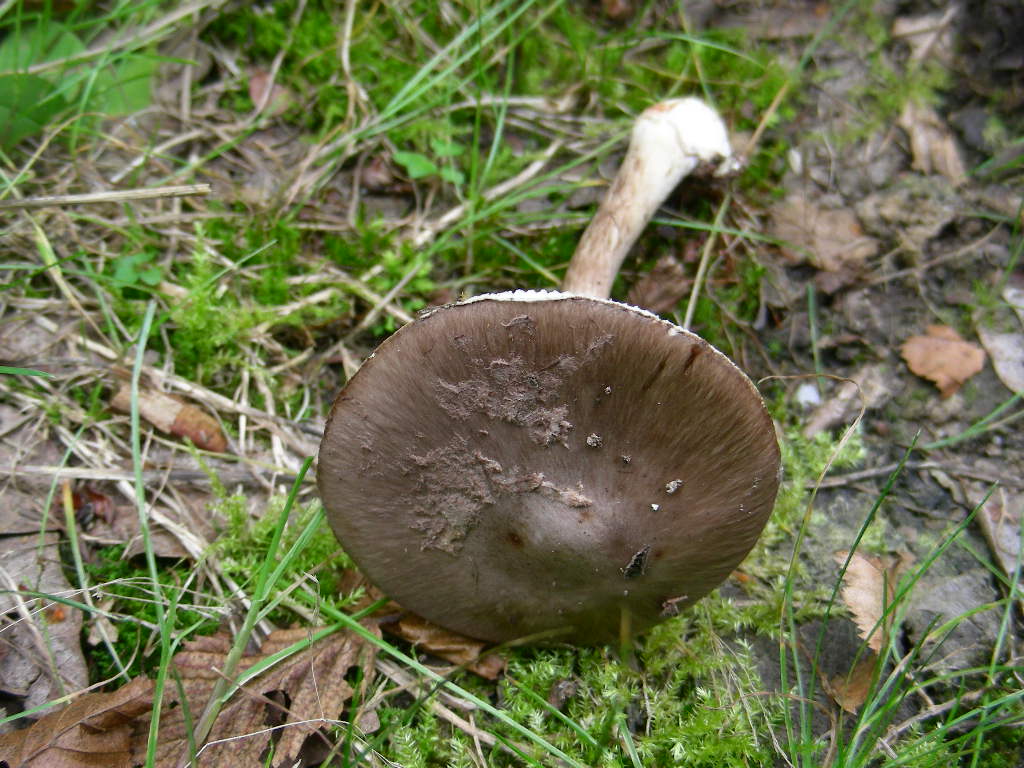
824,656,876,714
601,0,634,22
626,255,691,314
111,384,227,453
0,533,88,712
384,614,505,680
834,550,914,653
248,69,294,117
770,193,878,286
0,676,153,768
966,483,1023,609
900,325,986,397
898,102,967,186
131,625,376,767
891,7,957,64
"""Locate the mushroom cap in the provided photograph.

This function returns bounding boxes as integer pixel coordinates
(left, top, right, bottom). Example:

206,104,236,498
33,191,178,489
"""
317,293,780,643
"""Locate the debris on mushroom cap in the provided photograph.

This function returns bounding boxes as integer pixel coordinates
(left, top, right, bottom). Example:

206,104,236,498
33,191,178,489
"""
317,295,781,644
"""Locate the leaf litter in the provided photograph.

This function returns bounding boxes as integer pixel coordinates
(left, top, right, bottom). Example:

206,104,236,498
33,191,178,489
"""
0,532,88,713
0,676,153,768
130,625,377,767
834,550,914,654
900,325,986,397
1,0,1023,764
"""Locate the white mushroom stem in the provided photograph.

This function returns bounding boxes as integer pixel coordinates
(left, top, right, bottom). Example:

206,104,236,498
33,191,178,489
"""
561,98,735,299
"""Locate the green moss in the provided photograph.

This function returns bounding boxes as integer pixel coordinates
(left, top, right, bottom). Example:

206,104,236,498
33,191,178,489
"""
211,493,356,620
84,545,219,681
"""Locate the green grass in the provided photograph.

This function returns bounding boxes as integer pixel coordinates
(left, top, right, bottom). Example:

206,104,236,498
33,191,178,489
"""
1,0,1022,766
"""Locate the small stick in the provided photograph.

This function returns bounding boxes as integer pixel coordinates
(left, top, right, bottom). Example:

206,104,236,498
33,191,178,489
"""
0,184,211,210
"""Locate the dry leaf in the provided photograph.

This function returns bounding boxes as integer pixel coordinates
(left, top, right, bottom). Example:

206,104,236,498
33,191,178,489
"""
834,550,914,653
770,193,878,278
111,384,227,453
824,656,876,714
248,69,294,117
626,256,690,314
966,484,1022,606
601,0,634,22
802,364,892,438
385,614,505,680
900,325,986,397
891,7,957,64
0,533,88,711
898,102,967,186
0,676,153,767
977,327,1024,393
131,625,376,767
1005,284,1024,327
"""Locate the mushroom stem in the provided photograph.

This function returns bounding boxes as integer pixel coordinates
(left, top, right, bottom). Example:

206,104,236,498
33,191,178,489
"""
561,98,735,299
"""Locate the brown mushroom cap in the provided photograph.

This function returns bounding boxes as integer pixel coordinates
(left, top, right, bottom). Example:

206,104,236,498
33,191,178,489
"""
317,292,780,643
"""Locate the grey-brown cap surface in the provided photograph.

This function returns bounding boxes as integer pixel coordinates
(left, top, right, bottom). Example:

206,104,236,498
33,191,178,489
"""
317,292,780,643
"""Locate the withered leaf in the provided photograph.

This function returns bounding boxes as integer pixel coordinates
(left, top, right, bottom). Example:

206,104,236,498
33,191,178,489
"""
110,384,227,453
824,656,876,714
834,550,914,653
0,533,87,711
626,256,690,314
131,625,376,767
385,614,505,680
967,483,1022,604
898,102,967,186
0,676,153,768
901,325,986,397
248,69,294,117
977,327,1024,394
770,192,878,276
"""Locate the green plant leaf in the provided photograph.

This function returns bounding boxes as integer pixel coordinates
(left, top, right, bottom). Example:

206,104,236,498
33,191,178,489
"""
91,54,157,116
0,73,67,148
114,255,140,284
440,166,465,185
430,137,464,157
0,21,85,73
139,267,163,286
393,150,437,179
0,366,53,378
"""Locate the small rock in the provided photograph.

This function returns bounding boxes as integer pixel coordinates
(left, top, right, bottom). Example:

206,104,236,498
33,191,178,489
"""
903,570,1001,674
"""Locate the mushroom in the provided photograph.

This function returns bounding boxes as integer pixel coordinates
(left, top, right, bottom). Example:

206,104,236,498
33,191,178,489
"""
318,98,780,644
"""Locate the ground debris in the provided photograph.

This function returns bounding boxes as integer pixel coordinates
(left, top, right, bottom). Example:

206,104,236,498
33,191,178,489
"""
0,532,87,713
823,656,876,714
626,255,691,314
903,569,1002,674
834,550,914,654
110,383,228,454
129,625,376,768
802,364,892,438
770,192,878,289
0,676,153,768
965,482,1022,609
900,325,986,397
383,613,505,680
977,326,1024,393
855,175,959,253
898,102,967,186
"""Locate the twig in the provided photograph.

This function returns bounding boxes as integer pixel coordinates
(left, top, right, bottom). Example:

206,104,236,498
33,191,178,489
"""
0,184,211,210
9,464,297,486
806,460,1024,490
